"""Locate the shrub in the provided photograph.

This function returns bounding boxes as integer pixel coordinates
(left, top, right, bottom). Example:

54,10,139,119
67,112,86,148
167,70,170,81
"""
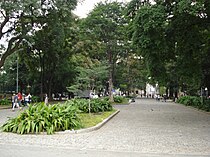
0,99,10,105
1,103,81,134
113,96,124,103
177,96,210,112
203,99,210,112
65,98,113,113
91,98,113,112
67,99,89,113
31,96,41,102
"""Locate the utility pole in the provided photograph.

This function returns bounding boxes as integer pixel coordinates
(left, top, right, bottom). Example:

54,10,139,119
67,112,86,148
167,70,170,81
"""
16,56,19,93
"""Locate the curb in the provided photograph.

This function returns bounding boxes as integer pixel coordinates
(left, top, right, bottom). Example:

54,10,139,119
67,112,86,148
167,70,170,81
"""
0,106,11,110
56,109,120,134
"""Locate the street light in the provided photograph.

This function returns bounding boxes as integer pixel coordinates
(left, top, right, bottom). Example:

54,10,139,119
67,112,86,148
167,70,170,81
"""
205,87,208,97
27,84,31,93
16,56,19,93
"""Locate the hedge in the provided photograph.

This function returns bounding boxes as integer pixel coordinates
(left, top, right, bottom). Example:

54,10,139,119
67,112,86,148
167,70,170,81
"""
177,96,210,112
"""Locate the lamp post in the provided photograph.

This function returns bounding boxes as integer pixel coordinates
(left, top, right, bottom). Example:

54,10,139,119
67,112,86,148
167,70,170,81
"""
27,84,31,93
16,56,19,93
205,87,208,97
39,50,44,101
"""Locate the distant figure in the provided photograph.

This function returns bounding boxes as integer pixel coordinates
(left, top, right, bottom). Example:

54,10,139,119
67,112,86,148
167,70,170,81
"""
24,93,31,106
44,94,48,105
12,94,21,111
11,94,15,108
28,93,32,104
163,94,167,102
17,92,22,106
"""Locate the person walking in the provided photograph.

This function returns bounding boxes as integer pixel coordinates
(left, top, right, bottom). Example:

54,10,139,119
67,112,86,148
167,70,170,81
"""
44,94,48,105
11,94,15,108
17,92,22,107
12,94,21,111
28,93,32,104
24,93,30,106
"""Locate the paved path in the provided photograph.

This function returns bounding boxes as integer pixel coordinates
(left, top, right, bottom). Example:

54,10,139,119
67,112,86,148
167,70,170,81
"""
0,98,210,157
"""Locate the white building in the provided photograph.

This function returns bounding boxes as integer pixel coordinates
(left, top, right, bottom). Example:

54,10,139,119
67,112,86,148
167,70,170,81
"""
146,83,159,98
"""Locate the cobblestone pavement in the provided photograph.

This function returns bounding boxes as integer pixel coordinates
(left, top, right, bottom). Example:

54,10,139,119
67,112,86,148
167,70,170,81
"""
0,98,210,156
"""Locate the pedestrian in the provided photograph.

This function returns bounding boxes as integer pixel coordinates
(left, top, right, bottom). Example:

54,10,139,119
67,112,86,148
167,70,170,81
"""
44,94,48,105
22,93,25,106
28,93,32,104
17,92,22,107
12,94,21,111
24,93,31,106
163,94,167,102
11,93,15,108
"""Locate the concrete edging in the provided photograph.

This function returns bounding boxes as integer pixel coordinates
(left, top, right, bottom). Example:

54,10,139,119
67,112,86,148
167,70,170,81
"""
0,106,11,110
56,109,120,134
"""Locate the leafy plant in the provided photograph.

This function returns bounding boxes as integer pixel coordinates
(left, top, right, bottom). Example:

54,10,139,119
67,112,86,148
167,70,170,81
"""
113,96,124,103
0,99,10,105
177,96,210,112
91,98,113,113
1,103,81,134
65,98,113,113
31,96,41,103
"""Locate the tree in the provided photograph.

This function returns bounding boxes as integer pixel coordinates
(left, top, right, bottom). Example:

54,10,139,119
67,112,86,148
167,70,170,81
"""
67,56,108,96
82,1,127,101
0,0,77,69
115,51,147,95
19,7,79,100
127,0,210,96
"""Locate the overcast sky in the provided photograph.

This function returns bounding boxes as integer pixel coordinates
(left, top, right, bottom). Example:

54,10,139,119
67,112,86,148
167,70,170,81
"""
73,0,131,18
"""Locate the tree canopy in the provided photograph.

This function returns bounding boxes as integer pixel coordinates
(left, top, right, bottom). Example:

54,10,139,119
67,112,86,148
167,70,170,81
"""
127,0,210,96
1,0,209,99
0,0,77,69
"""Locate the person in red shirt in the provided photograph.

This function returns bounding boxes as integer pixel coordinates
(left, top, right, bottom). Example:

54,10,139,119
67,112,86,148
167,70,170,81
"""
17,92,22,106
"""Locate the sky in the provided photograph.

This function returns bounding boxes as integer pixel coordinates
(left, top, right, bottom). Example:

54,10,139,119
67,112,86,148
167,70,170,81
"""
73,0,131,18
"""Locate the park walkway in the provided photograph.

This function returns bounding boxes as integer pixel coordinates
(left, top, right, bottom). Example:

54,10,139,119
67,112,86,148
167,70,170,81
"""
0,98,210,157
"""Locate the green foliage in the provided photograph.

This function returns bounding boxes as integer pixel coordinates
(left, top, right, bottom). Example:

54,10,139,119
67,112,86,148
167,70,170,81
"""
177,96,210,112
104,96,128,104
0,0,78,68
113,96,124,103
159,86,166,95
65,98,113,113
0,99,10,105
83,1,128,102
1,103,81,134
79,110,116,128
127,0,210,95
90,98,113,113
67,60,108,94
31,96,40,103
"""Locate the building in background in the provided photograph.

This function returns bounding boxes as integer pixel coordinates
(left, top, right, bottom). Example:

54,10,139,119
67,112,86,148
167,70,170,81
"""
146,83,159,98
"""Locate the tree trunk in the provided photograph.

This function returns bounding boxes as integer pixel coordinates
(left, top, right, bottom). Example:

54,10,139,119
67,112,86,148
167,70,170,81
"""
109,69,114,102
108,51,114,102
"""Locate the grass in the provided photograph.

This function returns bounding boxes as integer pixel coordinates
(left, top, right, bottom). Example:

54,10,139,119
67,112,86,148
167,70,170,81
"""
78,109,116,128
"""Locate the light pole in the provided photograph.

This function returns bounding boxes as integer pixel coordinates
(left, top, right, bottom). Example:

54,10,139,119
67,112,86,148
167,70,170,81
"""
16,56,19,93
205,87,208,97
27,84,31,93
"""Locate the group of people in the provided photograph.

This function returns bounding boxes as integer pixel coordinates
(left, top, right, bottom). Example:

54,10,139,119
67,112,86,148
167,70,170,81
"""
12,92,31,111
